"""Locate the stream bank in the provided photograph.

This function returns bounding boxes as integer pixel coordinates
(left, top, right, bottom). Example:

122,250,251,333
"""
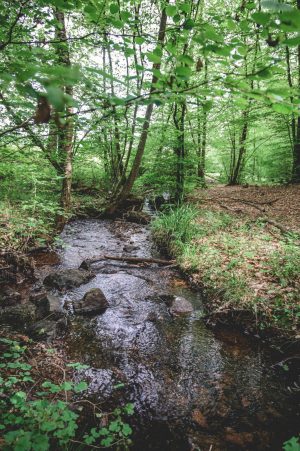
1,216,300,450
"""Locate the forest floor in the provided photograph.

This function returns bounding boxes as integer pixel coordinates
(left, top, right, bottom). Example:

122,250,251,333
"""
153,184,300,338
191,184,300,233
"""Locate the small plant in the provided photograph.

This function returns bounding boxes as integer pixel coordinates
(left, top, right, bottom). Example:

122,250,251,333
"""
283,436,300,451
0,338,134,450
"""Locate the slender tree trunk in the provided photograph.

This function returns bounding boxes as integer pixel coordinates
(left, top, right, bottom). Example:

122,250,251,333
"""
197,62,208,186
228,108,249,185
107,5,168,214
292,15,300,182
173,101,186,204
54,10,74,226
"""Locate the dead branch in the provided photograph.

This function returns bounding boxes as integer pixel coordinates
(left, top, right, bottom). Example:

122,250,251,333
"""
81,255,176,268
260,217,291,235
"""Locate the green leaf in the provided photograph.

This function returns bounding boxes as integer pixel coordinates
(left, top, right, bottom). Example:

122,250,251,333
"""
166,42,177,55
207,44,231,57
175,66,192,78
110,3,119,14
120,10,131,22
135,36,145,45
252,11,271,25
122,423,132,437
272,103,294,114
166,5,177,17
124,403,134,415
179,3,191,14
146,52,161,64
283,436,300,451
203,100,213,112
101,437,113,447
183,18,195,30
282,36,300,46
178,54,194,66
46,86,65,110
173,14,181,23
203,24,224,43
74,381,88,392
110,18,124,29
109,420,121,432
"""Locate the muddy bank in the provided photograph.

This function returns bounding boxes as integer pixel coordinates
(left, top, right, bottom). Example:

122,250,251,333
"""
25,218,299,450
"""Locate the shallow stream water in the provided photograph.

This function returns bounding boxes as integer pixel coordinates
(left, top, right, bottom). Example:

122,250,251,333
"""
37,218,300,450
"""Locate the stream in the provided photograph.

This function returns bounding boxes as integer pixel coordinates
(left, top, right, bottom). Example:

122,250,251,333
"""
36,218,300,450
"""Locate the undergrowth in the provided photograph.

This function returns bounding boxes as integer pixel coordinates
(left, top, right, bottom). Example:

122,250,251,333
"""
152,205,300,334
0,337,133,450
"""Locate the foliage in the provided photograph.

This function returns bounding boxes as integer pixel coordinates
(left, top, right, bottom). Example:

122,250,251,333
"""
0,338,134,450
1,0,300,224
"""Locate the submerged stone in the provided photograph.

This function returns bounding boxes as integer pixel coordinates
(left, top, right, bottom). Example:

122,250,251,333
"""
169,296,193,316
30,291,65,320
0,303,36,327
28,318,68,340
73,288,109,315
43,268,95,290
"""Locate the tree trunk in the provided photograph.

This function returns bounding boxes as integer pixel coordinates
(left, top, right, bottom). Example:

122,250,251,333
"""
292,26,300,182
173,101,186,204
228,108,249,185
53,10,74,227
107,5,168,215
197,61,208,187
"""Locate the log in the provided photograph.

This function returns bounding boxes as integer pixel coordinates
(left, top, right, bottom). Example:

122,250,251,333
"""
81,255,176,268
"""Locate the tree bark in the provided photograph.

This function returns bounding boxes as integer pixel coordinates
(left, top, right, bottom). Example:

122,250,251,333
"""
53,10,74,226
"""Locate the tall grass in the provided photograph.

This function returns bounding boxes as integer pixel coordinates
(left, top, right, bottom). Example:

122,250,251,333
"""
151,205,200,256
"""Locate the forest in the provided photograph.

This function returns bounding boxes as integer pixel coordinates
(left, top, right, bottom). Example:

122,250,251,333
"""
0,0,300,450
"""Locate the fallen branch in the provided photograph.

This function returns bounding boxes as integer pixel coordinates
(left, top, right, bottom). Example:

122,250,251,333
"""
260,217,291,235
212,196,293,235
81,255,176,268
